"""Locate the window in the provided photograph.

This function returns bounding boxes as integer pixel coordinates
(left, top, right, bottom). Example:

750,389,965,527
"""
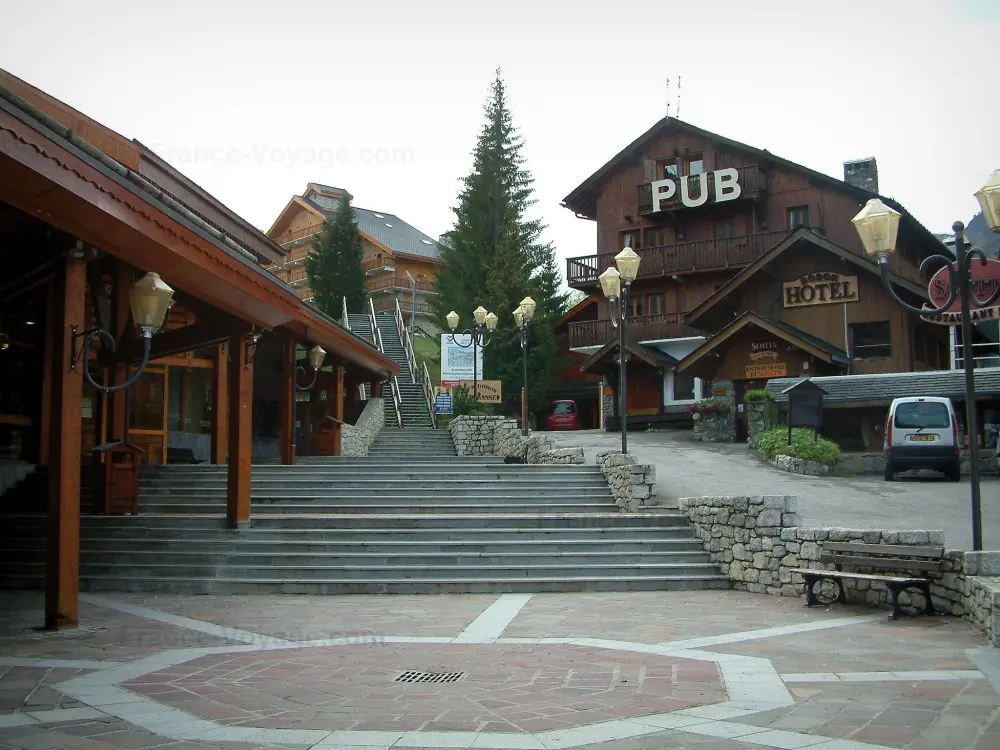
633,295,645,318
685,156,705,176
850,321,891,360
714,218,736,239
645,228,669,247
674,373,696,401
894,402,950,429
551,402,576,415
788,206,810,229
658,159,679,179
647,294,665,316
621,231,641,249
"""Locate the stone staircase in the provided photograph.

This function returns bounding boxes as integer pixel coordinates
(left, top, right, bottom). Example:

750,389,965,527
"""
0,449,728,594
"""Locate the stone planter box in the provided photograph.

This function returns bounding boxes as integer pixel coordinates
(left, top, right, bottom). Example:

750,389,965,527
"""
692,412,734,443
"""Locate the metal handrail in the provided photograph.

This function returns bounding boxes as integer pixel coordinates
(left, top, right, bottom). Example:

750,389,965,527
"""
341,296,350,329
390,376,403,428
368,296,383,352
421,360,436,428
394,297,416,380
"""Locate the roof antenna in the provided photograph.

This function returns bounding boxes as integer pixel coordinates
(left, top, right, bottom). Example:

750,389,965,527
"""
665,77,670,117
676,76,682,119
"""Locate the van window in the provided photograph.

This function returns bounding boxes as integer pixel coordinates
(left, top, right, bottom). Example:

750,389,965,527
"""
551,402,575,415
894,402,950,429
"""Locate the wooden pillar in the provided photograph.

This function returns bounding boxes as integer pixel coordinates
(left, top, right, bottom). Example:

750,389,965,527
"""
39,280,55,466
45,256,86,630
211,344,228,464
106,264,132,442
280,338,296,465
334,364,345,456
226,334,253,527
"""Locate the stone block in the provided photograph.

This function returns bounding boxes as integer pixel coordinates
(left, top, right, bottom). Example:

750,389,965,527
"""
632,484,651,501
800,542,820,561
781,513,798,527
758,509,782,527
898,531,930,545
862,531,881,544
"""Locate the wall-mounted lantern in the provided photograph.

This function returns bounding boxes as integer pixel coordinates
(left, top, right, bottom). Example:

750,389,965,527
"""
295,344,327,391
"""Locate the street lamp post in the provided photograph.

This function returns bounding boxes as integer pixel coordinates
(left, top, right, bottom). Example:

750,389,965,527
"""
446,306,498,400
513,296,536,436
851,169,1000,551
598,248,642,454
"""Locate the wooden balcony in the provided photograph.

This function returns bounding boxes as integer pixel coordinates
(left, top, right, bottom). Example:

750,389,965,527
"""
286,267,308,284
566,230,790,288
368,276,437,294
274,223,323,247
362,257,395,272
568,313,699,349
637,164,768,215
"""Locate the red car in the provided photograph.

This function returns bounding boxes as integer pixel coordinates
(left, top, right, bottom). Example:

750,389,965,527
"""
545,400,580,431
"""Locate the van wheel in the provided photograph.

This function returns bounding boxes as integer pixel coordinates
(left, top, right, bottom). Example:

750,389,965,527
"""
884,462,894,481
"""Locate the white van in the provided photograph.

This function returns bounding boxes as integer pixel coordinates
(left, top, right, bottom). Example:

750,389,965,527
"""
884,397,960,482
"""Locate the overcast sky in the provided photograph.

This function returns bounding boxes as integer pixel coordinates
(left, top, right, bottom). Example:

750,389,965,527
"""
2,0,998,288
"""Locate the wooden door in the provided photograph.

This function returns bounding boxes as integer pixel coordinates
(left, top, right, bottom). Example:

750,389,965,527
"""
129,366,168,464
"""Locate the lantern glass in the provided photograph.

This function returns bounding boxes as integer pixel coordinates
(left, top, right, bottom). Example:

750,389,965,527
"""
975,169,1000,232
851,198,901,259
614,247,641,282
513,308,524,327
308,344,326,370
519,296,537,320
598,266,621,299
130,272,175,331
446,311,460,330
484,311,499,331
473,306,488,326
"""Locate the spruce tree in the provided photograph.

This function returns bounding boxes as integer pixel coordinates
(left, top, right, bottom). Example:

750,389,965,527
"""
434,70,570,416
304,194,366,317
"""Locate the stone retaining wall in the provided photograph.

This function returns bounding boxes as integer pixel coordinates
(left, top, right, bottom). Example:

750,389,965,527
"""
679,494,1000,645
341,398,384,457
449,416,585,465
596,451,657,512
769,454,833,476
840,451,999,476
692,412,734,443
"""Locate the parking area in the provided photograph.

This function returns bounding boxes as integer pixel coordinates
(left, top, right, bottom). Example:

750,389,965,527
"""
542,429,1000,550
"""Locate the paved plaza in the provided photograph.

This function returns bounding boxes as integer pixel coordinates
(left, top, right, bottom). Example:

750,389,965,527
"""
541,430,1000,550
1,590,998,749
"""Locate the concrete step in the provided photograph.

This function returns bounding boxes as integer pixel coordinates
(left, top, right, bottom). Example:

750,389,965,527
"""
133,503,619,515
136,488,613,499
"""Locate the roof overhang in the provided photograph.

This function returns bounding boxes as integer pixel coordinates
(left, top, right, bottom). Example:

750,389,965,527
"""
580,339,678,374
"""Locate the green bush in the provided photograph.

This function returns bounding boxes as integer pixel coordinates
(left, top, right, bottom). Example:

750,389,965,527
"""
452,384,492,417
757,426,842,467
744,389,776,404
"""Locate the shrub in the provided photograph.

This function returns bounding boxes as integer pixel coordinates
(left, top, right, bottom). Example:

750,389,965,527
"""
744,389,776,404
452,384,491,417
688,397,730,417
757,426,842,467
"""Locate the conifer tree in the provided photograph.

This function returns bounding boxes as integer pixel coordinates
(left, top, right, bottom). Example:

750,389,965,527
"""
434,70,570,416
304,194,366,317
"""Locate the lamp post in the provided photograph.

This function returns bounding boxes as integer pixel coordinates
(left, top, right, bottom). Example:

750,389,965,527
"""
446,306,498,400
598,248,641,454
851,169,1000,552
513,296,536,436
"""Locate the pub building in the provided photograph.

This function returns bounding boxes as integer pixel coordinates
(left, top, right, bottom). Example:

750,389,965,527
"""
562,117,996,446
0,70,398,628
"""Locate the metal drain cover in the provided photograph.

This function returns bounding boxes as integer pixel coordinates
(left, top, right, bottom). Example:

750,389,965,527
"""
394,670,465,684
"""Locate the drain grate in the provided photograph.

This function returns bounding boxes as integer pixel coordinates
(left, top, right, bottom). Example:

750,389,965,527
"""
394,670,465,684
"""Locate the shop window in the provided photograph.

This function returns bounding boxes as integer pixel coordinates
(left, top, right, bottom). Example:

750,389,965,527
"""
788,206,810,229
850,321,891,360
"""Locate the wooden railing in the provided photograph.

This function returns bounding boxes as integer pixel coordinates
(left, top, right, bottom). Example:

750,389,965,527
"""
368,276,437,293
566,230,790,286
286,267,308,283
362,257,394,272
568,312,700,349
274,223,323,246
637,164,768,214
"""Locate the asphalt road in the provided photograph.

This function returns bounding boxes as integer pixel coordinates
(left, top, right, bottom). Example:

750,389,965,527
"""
542,428,1000,551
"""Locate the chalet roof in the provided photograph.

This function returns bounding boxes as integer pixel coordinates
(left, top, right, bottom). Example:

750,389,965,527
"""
302,196,443,262
765,368,1000,405
307,182,350,196
685,228,929,326
676,311,849,374
580,339,678,374
555,295,599,330
561,117,938,246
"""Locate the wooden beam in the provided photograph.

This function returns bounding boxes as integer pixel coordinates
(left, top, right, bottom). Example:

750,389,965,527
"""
119,317,251,363
226,333,253,527
45,255,85,630
280,337,296,465
38,279,54,466
211,344,228,465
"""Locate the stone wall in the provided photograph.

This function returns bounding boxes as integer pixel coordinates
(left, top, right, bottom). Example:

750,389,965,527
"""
341,398,384,457
769,454,833,477
692,412,734,443
840,451,999,476
678,494,1000,645
746,401,779,445
449,416,584,465
596,451,657,512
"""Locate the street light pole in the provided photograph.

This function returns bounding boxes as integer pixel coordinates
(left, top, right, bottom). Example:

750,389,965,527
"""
514,296,536,437
446,307,498,404
599,248,641,455
618,282,629,454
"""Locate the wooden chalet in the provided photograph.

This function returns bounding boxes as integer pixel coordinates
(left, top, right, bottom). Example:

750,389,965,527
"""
265,184,442,323
563,117,951,439
0,70,398,628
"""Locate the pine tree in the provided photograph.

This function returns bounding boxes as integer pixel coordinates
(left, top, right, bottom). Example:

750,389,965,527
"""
434,70,570,416
304,194,366,317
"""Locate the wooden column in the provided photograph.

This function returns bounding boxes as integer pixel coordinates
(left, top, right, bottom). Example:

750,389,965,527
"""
211,344,229,464
106,264,132,442
334,364,345,456
280,338,296,465
38,280,55,467
45,256,86,630
226,334,253,527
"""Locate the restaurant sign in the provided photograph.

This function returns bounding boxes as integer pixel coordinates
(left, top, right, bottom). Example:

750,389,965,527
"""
746,363,787,378
783,273,859,308
920,257,1000,325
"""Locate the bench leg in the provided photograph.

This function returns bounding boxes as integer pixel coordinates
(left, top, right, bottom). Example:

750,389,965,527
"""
804,576,819,607
836,578,848,605
919,582,935,616
887,583,903,621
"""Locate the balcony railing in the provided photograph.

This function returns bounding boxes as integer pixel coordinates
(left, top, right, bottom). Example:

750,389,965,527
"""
373,299,434,316
637,164,768,215
368,276,437,294
362,257,395,272
286,267,308,284
566,230,790,287
274,224,324,247
568,313,699,349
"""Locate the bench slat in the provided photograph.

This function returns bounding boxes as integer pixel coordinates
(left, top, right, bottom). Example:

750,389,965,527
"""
822,542,944,559
787,568,925,584
820,554,943,572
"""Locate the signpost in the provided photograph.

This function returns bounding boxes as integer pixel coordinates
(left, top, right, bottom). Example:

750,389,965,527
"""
433,386,453,415
781,379,826,444
441,333,483,387
458,379,502,404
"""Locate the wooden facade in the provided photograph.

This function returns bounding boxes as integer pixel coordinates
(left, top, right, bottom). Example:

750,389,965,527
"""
0,70,399,627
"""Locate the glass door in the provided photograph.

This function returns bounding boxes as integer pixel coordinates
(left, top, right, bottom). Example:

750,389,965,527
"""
129,366,167,465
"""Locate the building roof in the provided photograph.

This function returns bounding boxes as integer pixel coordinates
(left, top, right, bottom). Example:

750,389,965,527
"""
555,295,599,330
580,339,678,374
301,197,443,262
765,368,1000,405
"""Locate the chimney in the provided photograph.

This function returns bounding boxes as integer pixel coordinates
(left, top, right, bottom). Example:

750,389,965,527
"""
844,157,878,194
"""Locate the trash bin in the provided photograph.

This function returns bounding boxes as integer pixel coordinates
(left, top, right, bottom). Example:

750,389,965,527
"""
91,440,144,515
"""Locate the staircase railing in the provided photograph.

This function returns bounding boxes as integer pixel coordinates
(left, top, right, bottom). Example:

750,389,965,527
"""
368,296,382,352
393,297,416,381
389,376,403,428
421,360,436,429
341,296,350,330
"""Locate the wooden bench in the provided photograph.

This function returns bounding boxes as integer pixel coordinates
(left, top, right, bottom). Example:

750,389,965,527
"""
788,542,945,620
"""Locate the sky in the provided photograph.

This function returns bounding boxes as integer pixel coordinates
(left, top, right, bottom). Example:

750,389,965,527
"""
2,0,998,290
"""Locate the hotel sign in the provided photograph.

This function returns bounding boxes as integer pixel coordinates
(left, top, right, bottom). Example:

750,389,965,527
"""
783,273,859,308
921,258,1000,325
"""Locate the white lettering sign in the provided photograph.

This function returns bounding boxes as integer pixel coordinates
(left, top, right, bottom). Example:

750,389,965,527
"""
680,172,709,208
715,168,742,202
650,179,676,212
650,169,742,212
